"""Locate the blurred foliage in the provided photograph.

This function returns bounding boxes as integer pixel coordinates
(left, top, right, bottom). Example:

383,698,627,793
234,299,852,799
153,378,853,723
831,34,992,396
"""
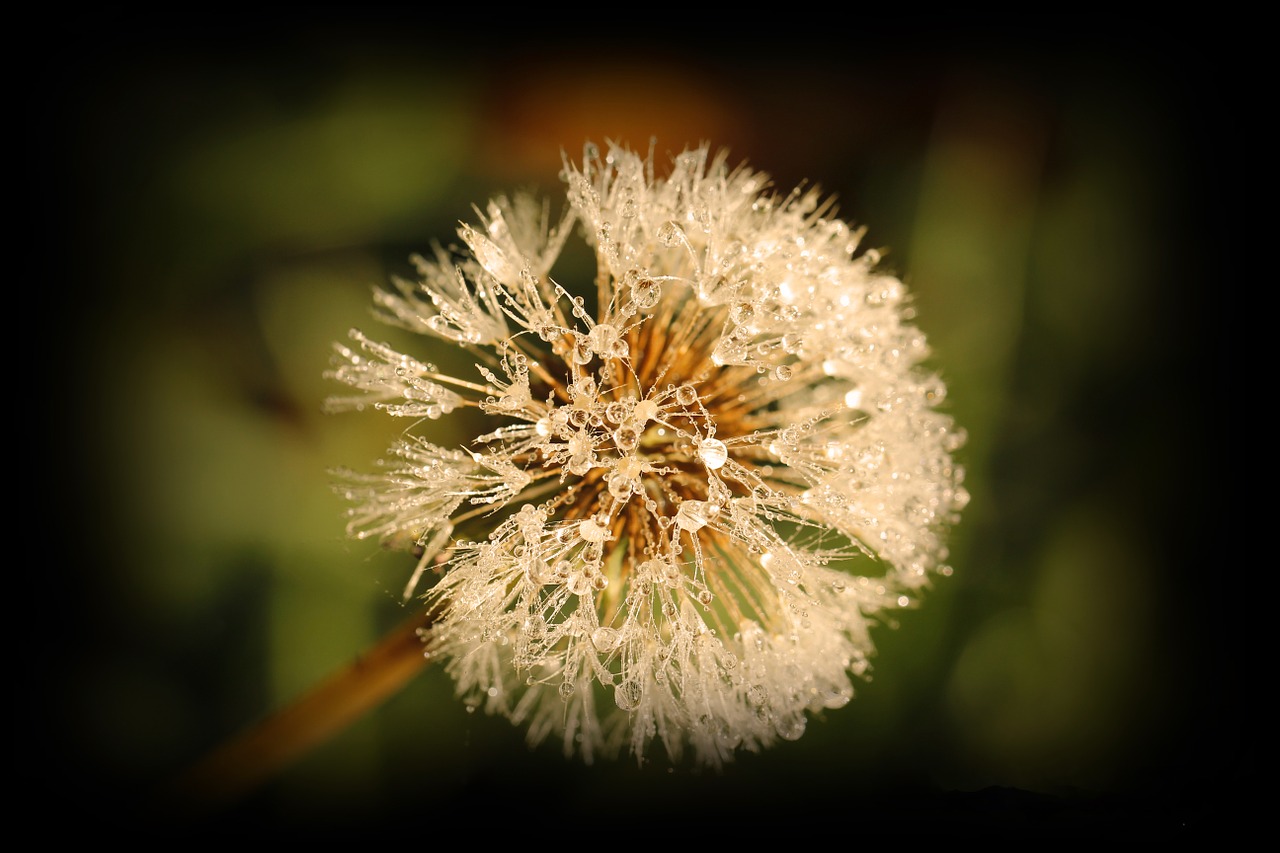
33,17,1226,837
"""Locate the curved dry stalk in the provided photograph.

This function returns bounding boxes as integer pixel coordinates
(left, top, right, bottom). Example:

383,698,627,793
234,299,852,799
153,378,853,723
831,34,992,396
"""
164,609,434,816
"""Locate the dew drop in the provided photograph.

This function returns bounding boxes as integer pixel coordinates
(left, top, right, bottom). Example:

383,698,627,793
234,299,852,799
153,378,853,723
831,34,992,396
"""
729,302,754,326
580,518,608,542
776,713,806,741
631,276,662,310
823,685,854,709
608,473,632,500
697,438,728,470
571,334,593,365
592,626,621,651
657,221,683,247
676,500,710,532
614,424,640,452
615,680,643,711
605,401,629,423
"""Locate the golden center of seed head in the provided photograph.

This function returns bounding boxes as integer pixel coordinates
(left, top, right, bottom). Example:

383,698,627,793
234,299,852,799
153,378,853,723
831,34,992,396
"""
513,285,763,606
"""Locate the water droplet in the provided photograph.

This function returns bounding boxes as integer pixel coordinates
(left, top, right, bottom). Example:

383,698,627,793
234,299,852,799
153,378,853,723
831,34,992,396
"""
676,500,710,532
822,685,853,709
558,681,576,700
675,384,698,406
578,518,608,542
614,424,640,452
608,472,633,499
631,276,662,310
604,401,629,424
657,221,683,247
615,680,643,711
774,365,793,381
697,438,728,470
592,626,621,652
588,323,618,355
776,713,806,741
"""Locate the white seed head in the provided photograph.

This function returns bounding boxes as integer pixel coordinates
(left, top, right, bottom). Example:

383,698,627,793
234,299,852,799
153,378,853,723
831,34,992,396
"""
328,141,966,768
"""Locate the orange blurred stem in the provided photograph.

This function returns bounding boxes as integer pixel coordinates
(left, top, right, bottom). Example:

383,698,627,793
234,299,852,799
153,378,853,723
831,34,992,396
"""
166,608,434,814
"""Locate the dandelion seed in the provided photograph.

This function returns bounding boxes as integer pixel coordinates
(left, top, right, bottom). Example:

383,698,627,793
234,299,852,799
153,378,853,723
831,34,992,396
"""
328,141,966,767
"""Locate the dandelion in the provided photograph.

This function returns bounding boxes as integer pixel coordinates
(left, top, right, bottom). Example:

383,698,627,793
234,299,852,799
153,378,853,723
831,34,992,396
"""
327,141,967,767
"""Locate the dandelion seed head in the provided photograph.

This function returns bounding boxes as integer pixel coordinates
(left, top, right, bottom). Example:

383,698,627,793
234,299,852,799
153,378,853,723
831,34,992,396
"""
328,141,966,767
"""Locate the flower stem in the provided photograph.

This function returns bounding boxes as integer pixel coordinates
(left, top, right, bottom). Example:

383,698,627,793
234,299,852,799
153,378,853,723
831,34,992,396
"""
166,609,434,816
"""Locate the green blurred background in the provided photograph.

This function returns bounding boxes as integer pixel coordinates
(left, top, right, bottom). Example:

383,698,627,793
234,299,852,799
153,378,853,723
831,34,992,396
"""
35,16,1227,835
